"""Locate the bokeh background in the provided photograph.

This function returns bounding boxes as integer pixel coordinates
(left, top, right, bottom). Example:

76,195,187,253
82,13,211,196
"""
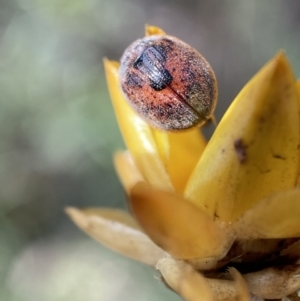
1,1,300,300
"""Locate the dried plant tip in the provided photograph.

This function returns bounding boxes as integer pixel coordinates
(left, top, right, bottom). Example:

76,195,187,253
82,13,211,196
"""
157,257,250,301
206,268,250,301
65,207,166,265
156,256,213,301
244,265,300,299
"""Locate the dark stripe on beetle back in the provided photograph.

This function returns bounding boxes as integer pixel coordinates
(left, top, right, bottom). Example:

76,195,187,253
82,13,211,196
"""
149,69,173,91
151,44,168,61
125,72,144,89
133,45,173,91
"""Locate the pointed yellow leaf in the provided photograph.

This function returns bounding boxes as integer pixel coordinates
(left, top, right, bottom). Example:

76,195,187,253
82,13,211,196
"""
185,53,300,222
149,129,169,167
104,58,173,191
129,182,233,260
65,207,166,265
113,151,145,194
145,25,165,36
296,79,300,179
151,127,207,193
296,79,300,108
234,189,300,239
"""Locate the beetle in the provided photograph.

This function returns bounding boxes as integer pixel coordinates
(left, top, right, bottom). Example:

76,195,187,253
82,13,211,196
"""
119,34,218,131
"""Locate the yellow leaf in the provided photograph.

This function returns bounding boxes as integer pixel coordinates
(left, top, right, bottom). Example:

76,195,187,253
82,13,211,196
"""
104,58,173,191
113,151,145,194
234,189,300,239
185,53,299,222
296,79,300,180
65,207,166,265
129,182,233,259
296,79,300,109
151,127,207,193
145,24,165,36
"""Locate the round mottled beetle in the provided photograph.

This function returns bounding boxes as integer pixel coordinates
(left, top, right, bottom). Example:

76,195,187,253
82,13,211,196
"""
119,34,218,131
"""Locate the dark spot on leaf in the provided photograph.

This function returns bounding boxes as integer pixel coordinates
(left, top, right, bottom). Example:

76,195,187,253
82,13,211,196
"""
234,139,248,164
273,154,286,160
214,212,220,219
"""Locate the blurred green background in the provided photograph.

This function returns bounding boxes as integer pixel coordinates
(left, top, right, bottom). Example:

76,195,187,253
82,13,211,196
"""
1,1,300,300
